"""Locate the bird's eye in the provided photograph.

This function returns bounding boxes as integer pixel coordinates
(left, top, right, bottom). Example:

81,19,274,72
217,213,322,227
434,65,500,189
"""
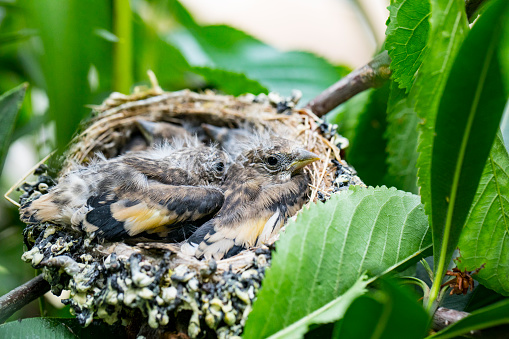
267,156,279,166
215,162,225,172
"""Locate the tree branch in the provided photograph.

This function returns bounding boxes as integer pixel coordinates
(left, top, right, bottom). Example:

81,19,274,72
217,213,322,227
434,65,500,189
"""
305,51,391,117
433,307,509,338
0,274,50,323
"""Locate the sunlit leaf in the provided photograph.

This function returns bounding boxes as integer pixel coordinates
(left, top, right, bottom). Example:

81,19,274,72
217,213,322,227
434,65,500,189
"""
385,0,431,91
413,0,468,216
244,186,431,338
266,276,369,339
429,0,509,293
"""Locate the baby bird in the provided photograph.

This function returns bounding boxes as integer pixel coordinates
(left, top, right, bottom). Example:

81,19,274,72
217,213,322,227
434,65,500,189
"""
20,138,229,241
137,119,193,145
182,136,319,260
201,123,253,159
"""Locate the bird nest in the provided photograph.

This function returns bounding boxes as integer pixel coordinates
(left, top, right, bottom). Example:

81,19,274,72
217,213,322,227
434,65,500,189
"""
11,78,363,338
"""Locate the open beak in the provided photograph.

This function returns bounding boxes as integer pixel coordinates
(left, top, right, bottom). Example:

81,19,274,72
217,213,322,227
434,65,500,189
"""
289,149,320,172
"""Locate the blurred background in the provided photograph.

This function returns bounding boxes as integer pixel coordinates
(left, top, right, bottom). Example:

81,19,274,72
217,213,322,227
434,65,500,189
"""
0,0,388,320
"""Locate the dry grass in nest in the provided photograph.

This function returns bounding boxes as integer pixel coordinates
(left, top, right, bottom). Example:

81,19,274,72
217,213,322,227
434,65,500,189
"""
9,83,362,271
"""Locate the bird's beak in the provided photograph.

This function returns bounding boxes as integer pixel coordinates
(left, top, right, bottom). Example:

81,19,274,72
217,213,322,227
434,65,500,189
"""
290,149,320,172
136,119,157,142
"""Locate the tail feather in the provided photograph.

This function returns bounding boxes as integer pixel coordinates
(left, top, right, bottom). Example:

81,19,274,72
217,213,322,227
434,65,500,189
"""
19,195,62,224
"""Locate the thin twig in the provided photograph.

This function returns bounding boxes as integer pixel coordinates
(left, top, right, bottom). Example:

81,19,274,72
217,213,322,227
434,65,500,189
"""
0,274,50,323
306,51,391,117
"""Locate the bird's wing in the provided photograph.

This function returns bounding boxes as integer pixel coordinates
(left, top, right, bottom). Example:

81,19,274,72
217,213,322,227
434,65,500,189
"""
121,156,197,185
182,208,282,260
81,184,224,240
182,172,310,260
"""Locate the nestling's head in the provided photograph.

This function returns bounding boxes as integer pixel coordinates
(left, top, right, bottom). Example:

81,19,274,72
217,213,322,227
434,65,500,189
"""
150,137,230,184
237,136,320,183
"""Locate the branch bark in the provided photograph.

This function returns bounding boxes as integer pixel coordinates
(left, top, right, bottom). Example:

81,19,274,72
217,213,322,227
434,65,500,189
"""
0,274,50,323
433,307,509,338
305,51,391,117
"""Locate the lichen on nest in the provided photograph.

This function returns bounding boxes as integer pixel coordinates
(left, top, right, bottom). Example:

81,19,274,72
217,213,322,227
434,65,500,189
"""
22,200,270,338
15,87,363,337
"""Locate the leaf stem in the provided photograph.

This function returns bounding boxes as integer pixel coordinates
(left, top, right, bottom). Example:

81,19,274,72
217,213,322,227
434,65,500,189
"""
113,0,133,94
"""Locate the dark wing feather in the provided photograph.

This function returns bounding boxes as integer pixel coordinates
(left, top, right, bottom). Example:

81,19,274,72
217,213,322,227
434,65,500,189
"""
82,184,224,240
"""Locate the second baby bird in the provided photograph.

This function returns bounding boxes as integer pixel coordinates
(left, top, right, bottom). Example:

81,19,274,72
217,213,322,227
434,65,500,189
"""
20,138,229,241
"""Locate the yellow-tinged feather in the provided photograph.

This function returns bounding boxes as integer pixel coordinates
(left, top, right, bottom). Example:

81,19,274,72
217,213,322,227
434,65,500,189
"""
111,202,178,235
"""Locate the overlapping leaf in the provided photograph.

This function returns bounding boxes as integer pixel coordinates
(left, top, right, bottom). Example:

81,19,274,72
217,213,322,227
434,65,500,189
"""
457,134,509,296
429,0,509,290
385,0,431,91
413,0,468,214
266,276,369,339
243,186,431,338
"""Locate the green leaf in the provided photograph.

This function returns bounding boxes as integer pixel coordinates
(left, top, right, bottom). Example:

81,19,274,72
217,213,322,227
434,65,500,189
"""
266,276,369,339
457,133,509,296
426,299,509,339
192,67,268,96
0,83,27,175
20,0,113,151
132,17,194,91
464,285,508,312
413,0,469,214
167,1,345,103
0,318,125,338
385,0,431,91
243,186,431,339
429,0,509,304
346,84,390,186
384,81,419,193
132,10,268,96
333,278,430,339
0,29,36,45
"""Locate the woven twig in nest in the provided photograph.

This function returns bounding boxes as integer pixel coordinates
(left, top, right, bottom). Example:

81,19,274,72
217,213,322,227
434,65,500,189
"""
13,82,362,338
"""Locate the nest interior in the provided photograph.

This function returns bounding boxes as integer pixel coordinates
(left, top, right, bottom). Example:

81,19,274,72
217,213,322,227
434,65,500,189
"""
17,87,363,338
